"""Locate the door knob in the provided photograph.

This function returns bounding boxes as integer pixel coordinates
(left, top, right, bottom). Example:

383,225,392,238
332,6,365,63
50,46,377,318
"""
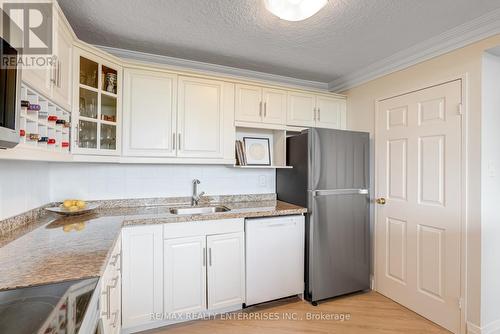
376,198,386,205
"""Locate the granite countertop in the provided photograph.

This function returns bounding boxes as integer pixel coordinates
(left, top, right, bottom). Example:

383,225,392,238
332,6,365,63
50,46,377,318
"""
0,199,306,291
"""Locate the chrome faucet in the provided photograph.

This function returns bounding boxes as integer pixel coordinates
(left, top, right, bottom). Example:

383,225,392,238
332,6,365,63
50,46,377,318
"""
191,179,205,206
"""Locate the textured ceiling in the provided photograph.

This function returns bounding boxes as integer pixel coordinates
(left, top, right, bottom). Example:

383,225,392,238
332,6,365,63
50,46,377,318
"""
58,0,500,84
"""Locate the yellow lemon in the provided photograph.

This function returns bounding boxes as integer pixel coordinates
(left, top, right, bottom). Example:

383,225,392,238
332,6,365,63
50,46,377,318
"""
76,200,86,209
63,200,73,208
68,205,79,212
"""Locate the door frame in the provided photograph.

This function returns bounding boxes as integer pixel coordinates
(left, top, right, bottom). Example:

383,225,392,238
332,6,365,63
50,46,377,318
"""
373,74,468,334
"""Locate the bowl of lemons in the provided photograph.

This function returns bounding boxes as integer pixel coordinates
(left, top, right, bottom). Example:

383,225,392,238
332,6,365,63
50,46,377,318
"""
45,199,100,216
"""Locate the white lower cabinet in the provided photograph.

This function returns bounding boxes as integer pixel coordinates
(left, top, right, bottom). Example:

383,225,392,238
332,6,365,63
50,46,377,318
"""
122,219,245,333
164,231,245,314
121,225,163,330
164,236,207,314
207,232,245,310
100,234,122,334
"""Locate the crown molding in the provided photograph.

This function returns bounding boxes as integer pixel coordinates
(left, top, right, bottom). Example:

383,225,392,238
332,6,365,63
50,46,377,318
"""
328,8,500,92
96,45,330,91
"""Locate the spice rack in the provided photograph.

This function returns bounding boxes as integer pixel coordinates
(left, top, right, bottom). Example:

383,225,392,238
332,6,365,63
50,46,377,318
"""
19,84,71,153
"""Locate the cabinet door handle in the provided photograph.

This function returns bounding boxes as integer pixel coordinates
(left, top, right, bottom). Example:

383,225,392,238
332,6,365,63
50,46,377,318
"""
172,133,176,150
58,60,61,87
203,247,206,267
50,60,56,84
101,286,111,319
109,276,119,289
178,133,181,151
259,101,262,117
264,102,267,117
55,61,58,86
112,310,119,328
111,253,121,272
75,122,79,144
318,107,321,121
313,107,317,121
209,248,212,266
110,253,121,266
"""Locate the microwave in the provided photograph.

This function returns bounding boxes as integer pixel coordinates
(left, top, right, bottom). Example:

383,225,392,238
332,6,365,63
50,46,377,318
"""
0,36,21,149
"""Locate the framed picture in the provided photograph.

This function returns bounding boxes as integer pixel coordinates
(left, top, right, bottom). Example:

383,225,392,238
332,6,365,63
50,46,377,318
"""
243,137,271,166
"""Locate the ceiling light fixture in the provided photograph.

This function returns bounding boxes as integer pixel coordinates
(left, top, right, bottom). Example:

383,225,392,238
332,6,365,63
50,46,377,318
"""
264,0,328,22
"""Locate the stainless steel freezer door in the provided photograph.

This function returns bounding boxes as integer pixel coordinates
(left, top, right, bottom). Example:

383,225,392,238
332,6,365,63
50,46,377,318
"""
309,128,369,191
308,190,370,302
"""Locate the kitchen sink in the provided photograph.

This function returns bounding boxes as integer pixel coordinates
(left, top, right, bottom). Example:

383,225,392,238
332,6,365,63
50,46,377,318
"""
169,206,230,215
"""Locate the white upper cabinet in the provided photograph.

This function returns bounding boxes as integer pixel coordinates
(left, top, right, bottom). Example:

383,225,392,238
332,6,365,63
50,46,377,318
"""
287,92,346,129
72,47,122,155
122,72,234,161
177,76,232,159
262,88,287,125
287,91,316,127
315,95,346,129
207,232,245,310
51,14,73,111
123,69,177,157
22,5,73,110
22,62,51,98
164,236,207,314
235,84,286,125
235,84,262,123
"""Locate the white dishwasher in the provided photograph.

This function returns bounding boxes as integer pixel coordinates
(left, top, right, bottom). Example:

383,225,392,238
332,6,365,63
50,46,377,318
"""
245,215,305,306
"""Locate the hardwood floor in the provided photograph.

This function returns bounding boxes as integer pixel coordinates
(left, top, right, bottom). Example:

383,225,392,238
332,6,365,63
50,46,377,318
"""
144,291,450,334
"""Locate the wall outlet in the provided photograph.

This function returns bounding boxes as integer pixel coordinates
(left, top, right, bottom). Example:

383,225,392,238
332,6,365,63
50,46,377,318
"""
258,175,267,187
488,162,496,178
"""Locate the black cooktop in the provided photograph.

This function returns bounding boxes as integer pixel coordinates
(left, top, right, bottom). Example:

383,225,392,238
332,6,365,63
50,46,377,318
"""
0,278,98,334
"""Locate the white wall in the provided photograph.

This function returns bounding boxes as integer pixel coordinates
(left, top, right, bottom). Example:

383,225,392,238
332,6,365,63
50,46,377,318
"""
480,50,500,330
0,161,275,220
0,160,51,220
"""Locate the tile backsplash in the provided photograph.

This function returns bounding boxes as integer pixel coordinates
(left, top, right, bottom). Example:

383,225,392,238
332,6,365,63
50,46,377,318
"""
0,161,275,220
0,160,51,221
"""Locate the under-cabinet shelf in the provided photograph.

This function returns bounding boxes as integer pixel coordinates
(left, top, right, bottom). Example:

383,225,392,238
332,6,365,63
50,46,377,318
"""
235,126,289,168
232,165,293,169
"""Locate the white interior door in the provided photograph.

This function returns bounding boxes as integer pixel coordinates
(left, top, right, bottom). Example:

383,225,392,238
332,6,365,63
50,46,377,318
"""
375,80,462,333
207,232,245,310
164,236,207,314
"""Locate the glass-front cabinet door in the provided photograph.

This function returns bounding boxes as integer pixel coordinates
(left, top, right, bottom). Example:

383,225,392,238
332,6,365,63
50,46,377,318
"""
73,48,121,155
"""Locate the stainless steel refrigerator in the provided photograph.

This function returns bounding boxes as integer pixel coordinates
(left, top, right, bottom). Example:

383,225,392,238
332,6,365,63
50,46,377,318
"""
276,128,370,304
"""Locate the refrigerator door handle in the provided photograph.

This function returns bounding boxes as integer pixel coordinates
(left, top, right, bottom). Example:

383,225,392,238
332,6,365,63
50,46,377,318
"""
311,189,369,196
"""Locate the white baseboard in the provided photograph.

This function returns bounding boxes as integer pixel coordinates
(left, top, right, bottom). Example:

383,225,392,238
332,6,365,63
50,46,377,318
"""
122,304,243,334
469,322,483,334
468,320,500,334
